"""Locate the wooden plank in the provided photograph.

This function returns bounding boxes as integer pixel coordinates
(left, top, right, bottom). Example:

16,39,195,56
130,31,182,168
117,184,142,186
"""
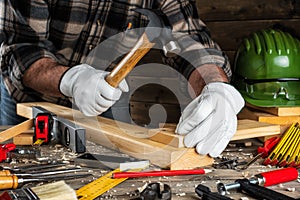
148,128,184,148
0,119,33,143
16,102,213,169
147,120,280,147
238,107,300,125
231,120,281,141
246,103,300,116
13,130,34,145
196,0,300,21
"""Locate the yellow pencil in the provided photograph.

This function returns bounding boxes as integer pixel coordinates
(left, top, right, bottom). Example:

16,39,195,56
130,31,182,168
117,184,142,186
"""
279,127,300,167
263,123,297,165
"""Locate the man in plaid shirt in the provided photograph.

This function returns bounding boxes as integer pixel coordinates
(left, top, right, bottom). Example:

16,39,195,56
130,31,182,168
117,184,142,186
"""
0,0,244,157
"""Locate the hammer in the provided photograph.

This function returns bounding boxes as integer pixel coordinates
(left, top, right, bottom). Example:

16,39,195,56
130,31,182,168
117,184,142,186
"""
105,8,181,88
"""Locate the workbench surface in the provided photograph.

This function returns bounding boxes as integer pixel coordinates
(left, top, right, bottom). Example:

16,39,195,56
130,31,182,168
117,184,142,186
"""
2,139,299,200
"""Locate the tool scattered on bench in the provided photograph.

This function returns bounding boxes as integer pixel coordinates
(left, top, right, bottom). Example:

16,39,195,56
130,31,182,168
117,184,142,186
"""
0,143,16,162
0,162,66,173
0,164,91,190
195,184,233,200
0,180,77,200
0,172,91,190
0,166,84,177
213,157,248,169
240,136,280,170
112,168,212,179
76,168,143,200
263,123,300,167
217,167,299,195
74,153,149,170
131,182,171,200
32,106,86,153
235,178,299,200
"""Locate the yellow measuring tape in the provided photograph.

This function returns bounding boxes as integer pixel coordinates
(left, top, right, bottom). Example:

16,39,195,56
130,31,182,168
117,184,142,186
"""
76,168,140,200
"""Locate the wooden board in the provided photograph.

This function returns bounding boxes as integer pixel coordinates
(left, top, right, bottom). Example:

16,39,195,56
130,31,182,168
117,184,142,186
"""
148,120,281,147
0,119,33,143
238,107,300,125
13,130,34,145
232,120,281,141
246,103,300,116
16,102,214,170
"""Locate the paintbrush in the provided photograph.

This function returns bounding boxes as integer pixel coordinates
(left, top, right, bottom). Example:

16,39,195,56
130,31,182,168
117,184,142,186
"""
0,181,77,200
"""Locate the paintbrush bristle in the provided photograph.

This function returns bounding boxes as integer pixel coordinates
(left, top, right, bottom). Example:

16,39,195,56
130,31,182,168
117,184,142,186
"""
31,181,77,200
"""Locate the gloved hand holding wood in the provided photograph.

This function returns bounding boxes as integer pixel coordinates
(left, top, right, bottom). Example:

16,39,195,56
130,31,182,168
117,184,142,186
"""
59,64,129,116
175,82,244,157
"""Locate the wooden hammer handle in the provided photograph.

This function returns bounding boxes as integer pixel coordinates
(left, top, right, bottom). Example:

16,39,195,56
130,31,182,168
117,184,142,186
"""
105,33,155,88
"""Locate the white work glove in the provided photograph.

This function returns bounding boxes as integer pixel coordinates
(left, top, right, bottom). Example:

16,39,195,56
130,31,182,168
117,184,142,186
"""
175,82,244,157
59,64,129,116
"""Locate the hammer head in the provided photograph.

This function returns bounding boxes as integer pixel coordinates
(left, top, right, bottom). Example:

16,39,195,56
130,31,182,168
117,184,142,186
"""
134,8,181,57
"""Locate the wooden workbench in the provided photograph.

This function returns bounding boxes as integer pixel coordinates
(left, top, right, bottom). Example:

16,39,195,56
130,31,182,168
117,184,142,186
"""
1,137,299,200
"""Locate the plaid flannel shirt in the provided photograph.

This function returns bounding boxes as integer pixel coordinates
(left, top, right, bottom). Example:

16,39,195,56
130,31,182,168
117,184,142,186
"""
0,0,231,105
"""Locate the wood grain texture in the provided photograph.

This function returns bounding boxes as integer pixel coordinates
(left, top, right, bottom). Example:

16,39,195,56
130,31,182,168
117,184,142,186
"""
238,107,300,125
0,119,33,143
13,130,34,145
246,103,300,116
16,102,214,169
147,120,281,147
106,33,154,87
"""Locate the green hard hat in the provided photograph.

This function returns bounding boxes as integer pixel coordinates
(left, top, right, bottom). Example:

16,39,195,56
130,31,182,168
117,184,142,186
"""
232,29,300,107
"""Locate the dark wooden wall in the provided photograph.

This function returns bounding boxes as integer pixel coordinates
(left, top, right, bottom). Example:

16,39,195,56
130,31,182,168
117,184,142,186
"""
197,0,300,63
128,0,300,127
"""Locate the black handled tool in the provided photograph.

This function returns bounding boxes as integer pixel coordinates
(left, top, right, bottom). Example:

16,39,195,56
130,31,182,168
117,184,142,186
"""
195,184,233,200
237,179,298,200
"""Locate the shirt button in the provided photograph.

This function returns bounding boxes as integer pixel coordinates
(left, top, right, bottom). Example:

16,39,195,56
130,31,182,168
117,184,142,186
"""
89,45,93,50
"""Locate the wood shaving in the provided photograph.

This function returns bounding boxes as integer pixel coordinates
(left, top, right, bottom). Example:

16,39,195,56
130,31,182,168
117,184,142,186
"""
287,187,296,192
240,197,249,200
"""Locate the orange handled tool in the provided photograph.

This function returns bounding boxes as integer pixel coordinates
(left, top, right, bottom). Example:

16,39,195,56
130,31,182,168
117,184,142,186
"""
0,175,21,190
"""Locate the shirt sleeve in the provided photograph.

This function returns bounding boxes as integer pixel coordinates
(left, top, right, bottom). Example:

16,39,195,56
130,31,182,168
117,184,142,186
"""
0,0,57,91
158,0,232,80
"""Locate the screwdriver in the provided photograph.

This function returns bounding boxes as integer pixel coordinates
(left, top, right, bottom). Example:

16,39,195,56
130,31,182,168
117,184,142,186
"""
241,136,280,170
217,167,299,195
0,167,84,177
0,172,92,190
0,162,66,173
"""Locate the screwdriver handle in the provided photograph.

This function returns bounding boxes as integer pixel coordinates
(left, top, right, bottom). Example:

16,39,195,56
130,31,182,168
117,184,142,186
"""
259,167,298,186
0,175,19,189
257,137,280,157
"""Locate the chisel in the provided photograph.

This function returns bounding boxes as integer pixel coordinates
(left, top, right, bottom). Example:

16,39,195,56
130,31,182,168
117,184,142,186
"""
0,167,83,177
0,173,91,190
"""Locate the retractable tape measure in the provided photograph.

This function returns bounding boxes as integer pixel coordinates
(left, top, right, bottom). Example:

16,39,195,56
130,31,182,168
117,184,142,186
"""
76,168,141,200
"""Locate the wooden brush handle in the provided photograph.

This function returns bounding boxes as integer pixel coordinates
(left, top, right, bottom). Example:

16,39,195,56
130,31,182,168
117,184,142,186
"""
105,33,155,88
0,175,19,189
